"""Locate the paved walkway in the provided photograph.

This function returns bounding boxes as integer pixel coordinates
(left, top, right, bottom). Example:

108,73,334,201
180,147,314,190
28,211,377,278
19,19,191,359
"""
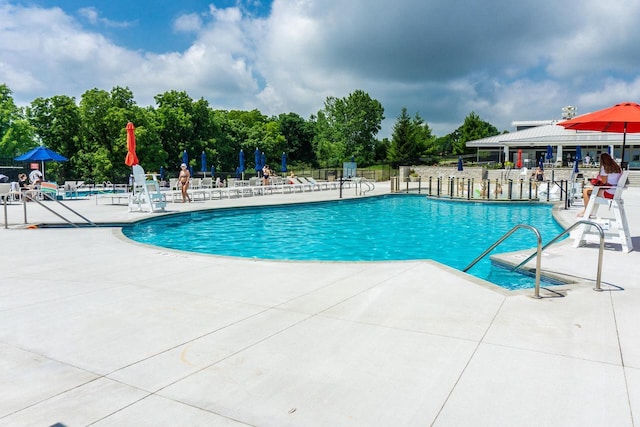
1,183,638,426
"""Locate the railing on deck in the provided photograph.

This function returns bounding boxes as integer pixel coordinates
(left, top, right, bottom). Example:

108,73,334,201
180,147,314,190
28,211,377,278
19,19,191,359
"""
391,176,571,203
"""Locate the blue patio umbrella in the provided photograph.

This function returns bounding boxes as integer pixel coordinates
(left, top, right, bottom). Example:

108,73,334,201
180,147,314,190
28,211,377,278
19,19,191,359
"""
281,152,287,173
574,159,579,173
239,149,245,173
211,165,215,178
14,145,68,178
539,156,544,170
200,151,207,173
159,166,165,180
182,150,189,167
575,146,582,162
457,156,463,171
546,145,553,161
189,165,194,177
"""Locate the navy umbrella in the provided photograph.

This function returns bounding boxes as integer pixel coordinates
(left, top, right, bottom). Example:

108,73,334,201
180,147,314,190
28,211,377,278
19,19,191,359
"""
254,148,261,175
546,145,553,161
211,165,215,178
200,151,207,173
457,156,463,171
14,145,68,178
575,146,582,173
239,149,245,173
159,166,165,180
539,156,544,170
182,150,189,167
281,152,287,173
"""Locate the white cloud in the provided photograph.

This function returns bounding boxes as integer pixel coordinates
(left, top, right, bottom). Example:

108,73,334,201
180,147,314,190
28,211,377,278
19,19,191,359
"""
173,13,202,33
78,6,133,28
2,0,640,138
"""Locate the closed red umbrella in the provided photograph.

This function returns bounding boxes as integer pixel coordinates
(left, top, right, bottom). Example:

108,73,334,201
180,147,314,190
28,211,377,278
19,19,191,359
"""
124,122,139,166
516,149,522,169
558,102,640,167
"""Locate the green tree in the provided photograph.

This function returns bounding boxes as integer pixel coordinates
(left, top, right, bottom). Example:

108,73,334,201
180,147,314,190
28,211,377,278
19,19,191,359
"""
314,90,384,166
312,110,344,167
27,95,81,180
77,86,159,183
154,90,196,171
278,112,316,167
389,108,434,164
452,111,499,155
0,84,35,159
388,107,413,163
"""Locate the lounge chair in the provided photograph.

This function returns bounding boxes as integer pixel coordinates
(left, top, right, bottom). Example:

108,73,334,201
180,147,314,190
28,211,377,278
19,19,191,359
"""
63,181,79,198
0,183,16,203
128,165,167,213
297,177,321,191
200,177,213,189
573,171,632,253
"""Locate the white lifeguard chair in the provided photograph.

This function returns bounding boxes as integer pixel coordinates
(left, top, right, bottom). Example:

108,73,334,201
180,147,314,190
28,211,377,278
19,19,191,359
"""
128,165,167,213
573,171,632,253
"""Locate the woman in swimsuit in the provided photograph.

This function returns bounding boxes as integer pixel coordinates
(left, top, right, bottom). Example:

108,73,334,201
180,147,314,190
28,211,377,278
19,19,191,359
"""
178,163,192,203
262,164,271,186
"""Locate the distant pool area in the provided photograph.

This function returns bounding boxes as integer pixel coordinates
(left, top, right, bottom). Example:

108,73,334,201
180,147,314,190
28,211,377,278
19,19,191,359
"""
123,195,566,290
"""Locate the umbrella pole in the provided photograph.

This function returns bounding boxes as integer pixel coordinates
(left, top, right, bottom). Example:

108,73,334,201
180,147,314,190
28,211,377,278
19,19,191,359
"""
621,122,628,169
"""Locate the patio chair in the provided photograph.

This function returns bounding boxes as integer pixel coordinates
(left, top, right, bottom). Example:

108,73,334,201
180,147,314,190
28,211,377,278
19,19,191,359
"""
573,171,632,253
0,183,13,203
128,165,167,213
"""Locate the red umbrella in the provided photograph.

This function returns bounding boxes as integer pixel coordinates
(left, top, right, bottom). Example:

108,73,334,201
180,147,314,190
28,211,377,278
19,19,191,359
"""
124,122,139,166
558,102,640,166
516,149,522,169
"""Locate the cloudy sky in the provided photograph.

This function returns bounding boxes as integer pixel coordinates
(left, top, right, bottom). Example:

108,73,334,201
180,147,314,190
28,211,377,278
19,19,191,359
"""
2,0,640,138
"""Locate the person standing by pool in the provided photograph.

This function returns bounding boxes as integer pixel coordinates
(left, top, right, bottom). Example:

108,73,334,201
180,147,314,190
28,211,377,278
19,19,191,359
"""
262,164,271,185
531,166,544,182
178,163,192,203
577,152,621,217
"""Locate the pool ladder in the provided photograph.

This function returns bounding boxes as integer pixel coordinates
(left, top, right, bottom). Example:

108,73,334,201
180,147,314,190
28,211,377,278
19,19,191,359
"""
463,221,606,298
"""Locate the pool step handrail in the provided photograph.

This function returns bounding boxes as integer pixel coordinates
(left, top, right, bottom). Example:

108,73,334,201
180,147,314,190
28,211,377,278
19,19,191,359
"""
463,224,544,298
359,177,375,195
23,191,97,227
512,220,605,291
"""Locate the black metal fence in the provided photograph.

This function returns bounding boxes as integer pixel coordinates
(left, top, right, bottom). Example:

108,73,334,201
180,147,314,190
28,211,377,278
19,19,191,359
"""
391,176,574,207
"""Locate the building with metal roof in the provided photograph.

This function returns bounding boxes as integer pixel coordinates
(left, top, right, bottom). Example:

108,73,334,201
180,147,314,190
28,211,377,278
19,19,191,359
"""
466,108,640,168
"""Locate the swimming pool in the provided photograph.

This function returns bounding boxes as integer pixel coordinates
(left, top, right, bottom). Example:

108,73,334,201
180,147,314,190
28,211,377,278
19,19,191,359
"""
123,195,566,290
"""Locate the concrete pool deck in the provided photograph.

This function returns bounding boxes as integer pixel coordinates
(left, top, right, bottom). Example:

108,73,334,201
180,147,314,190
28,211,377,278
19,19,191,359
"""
1,183,639,426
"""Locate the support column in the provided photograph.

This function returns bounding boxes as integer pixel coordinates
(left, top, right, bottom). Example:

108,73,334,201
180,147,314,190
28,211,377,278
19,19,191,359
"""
556,145,563,166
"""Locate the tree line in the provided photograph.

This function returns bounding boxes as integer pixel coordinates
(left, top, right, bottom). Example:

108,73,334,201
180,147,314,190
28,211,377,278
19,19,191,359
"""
0,83,500,183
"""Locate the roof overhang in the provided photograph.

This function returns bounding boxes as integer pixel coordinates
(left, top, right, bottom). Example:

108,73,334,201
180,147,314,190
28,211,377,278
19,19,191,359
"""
466,124,640,148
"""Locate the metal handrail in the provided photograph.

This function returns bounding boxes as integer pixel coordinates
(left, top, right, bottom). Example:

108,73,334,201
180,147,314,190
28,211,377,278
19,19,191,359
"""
512,220,605,291
463,224,543,298
359,177,375,195
23,191,96,227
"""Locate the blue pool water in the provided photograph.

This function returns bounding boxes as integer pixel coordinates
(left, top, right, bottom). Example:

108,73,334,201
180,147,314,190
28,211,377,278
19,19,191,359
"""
123,195,566,290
